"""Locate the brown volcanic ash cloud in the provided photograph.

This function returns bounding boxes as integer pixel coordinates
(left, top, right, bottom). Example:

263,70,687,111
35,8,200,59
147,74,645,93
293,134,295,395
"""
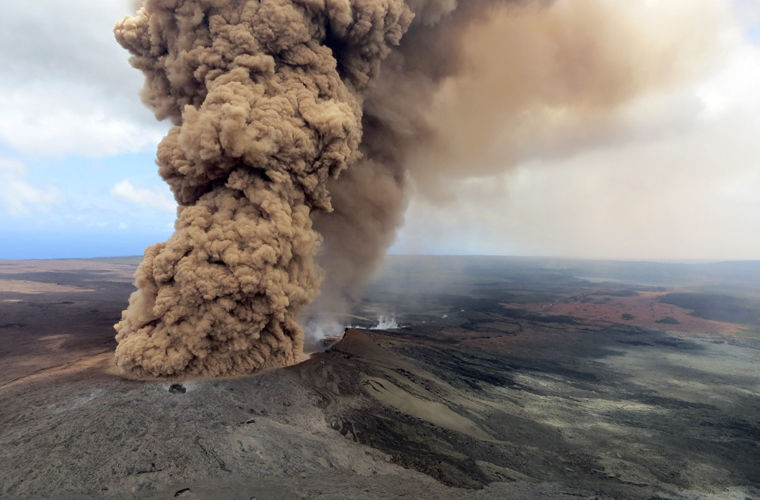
115,0,717,377
114,0,413,377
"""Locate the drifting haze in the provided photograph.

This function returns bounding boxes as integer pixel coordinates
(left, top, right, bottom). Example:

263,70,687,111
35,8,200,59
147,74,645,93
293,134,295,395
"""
309,0,742,320
395,0,760,260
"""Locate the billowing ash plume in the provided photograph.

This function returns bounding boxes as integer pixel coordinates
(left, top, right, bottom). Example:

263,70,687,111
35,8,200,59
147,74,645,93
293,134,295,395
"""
114,0,413,377
115,0,716,377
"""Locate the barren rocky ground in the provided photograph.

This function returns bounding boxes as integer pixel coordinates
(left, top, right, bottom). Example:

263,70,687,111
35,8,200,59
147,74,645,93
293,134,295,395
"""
1,256,759,499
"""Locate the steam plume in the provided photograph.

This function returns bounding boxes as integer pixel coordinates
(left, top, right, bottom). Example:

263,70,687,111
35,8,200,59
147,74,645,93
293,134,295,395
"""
115,0,720,377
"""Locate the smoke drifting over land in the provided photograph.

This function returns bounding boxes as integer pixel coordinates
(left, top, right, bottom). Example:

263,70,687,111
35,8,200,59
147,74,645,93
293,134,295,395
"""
115,0,724,377
308,0,723,331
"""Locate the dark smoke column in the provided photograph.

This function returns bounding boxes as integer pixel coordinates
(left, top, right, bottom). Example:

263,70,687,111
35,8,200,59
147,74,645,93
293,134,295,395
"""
113,0,412,377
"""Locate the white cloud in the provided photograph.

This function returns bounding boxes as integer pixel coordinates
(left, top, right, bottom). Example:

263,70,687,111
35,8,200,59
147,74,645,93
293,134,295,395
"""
0,159,60,215
0,1,168,158
0,88,165,158
110,179,176,212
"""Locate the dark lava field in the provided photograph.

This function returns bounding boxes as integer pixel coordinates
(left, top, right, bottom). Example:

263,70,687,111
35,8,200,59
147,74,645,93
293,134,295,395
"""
1,256,759,499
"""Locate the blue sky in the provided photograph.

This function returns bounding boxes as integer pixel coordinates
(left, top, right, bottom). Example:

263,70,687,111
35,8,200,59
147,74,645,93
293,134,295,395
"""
2,1,760,260
1,1,173,258
1,149,173,258
1,148,175,258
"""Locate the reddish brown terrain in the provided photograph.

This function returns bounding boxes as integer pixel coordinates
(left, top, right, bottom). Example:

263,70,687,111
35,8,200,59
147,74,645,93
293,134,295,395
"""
502,290,741,335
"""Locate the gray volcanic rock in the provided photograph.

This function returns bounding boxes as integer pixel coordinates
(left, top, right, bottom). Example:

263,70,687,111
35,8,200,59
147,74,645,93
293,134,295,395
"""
0,347,595,499
168,383,187,394
1,257,759,499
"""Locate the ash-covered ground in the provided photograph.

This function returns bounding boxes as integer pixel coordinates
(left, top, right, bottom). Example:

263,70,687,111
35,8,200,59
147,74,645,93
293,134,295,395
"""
1,256,759,499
